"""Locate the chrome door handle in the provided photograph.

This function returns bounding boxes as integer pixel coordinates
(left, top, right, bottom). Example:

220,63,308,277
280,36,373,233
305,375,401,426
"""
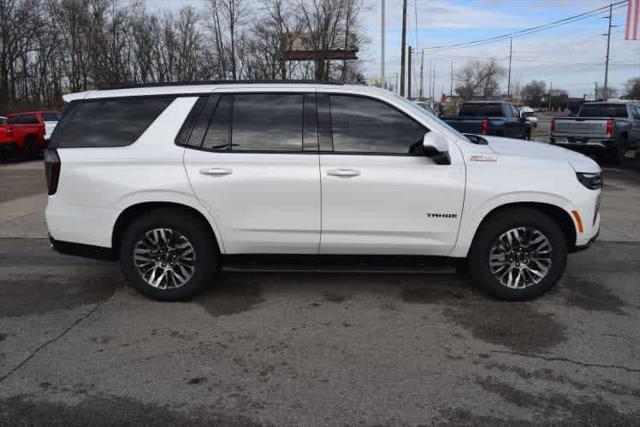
199,168,232,176
326,168,361,178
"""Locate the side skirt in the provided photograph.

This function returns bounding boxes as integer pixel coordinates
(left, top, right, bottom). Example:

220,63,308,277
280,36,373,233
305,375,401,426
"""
221,254,464,274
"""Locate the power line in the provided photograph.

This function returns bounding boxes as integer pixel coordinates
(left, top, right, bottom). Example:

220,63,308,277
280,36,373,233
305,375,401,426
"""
416,1,628,52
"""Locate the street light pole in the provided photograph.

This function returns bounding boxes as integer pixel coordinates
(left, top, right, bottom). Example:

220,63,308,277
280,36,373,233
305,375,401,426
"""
408,46,412,99
604,4,613,98
507,37,513,99
400,0,407,97
381,0,385,88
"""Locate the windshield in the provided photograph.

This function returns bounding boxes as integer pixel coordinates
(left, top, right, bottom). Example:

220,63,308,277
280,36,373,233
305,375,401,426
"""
522,112,535,118
390,93,470,142
459,103,503,116
579,104,628,118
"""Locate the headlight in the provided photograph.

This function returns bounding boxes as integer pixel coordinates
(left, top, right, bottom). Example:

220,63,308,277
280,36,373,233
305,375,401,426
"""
576,172,602,190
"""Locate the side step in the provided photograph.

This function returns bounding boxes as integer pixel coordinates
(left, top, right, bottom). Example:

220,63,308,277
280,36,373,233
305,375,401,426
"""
221,254,462,274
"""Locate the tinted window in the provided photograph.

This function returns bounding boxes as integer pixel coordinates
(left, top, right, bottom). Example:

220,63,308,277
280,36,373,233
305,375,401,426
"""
51,97,175,148
232,94,303,151
329,95,427,154
175,96,207,147
459,103,504,117
8,114,38,125
579,104,628,118
42,112,60,121
202,95,231,151
0,117,5,125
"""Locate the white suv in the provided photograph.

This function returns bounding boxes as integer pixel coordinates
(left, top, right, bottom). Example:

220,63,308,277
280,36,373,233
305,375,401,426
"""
45,82,601,301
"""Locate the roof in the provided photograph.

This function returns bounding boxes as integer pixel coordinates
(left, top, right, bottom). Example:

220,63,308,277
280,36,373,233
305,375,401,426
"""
62,81,376,102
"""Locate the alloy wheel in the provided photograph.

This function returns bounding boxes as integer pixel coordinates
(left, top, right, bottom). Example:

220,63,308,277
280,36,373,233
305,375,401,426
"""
132,228,196,289
488,226,553,289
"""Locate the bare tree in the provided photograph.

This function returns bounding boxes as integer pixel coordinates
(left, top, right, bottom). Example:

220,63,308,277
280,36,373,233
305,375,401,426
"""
454,59,505,100
625,76,640,99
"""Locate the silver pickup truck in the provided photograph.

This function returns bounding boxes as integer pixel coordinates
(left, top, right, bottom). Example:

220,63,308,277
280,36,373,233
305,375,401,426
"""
551,102,640,164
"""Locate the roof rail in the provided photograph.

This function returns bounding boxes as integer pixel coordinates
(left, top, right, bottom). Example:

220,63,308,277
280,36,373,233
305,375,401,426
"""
98,80,344,90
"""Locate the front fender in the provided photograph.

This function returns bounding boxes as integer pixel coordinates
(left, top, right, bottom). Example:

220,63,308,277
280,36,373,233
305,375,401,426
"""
449,191,576,258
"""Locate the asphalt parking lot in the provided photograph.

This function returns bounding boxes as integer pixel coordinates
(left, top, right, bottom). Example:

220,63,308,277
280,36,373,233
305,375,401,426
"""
1,155,640,425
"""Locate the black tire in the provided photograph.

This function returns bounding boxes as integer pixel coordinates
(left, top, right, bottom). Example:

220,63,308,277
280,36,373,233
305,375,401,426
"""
468,207,567,301
23,138,38,161
609,137,627,166
119,208,219,301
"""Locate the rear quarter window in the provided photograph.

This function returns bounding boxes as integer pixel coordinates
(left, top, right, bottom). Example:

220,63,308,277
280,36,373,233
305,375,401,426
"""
50,96,175,148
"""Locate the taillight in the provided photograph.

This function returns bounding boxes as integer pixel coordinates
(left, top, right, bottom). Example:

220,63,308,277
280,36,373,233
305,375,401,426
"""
44,148,61,195
606,119,614,138
550,119,555,133
481,118,489,135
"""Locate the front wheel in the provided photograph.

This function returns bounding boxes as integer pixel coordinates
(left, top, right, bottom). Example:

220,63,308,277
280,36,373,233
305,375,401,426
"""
468,207,567,301
119,208,218,301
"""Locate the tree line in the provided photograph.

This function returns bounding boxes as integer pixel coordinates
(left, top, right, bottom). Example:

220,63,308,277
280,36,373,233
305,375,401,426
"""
453,58,639,107
0,0,364,111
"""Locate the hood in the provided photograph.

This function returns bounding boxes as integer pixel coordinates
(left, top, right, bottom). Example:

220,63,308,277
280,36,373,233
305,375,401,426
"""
484,136,601,173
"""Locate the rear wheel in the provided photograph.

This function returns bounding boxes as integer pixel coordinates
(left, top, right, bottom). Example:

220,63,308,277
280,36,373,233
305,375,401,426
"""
23,138,38,161
468,207,567,301
119,208,218,301
609,136,627,166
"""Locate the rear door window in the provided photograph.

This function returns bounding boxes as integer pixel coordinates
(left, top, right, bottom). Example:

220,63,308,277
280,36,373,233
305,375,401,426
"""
50,96,175,148
232,94,303,151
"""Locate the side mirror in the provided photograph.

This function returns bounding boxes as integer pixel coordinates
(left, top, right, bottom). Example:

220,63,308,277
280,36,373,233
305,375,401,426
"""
422,132,451,165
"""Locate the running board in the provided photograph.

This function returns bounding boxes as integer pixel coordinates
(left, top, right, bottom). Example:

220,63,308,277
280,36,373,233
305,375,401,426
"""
220,254,462,274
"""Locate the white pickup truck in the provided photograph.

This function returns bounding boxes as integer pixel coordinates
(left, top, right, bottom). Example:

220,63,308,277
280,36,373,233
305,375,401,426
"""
551,101,640,164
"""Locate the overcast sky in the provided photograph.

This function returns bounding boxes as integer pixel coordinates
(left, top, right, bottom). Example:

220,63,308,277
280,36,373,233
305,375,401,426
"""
146,0,640,97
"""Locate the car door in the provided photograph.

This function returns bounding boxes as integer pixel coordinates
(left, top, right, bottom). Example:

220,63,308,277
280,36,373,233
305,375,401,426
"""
629,105,640,146
504,104,524,138
318,93,465,256
183,92,321,254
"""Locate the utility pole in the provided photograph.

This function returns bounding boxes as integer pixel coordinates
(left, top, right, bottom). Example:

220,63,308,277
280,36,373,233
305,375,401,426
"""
400,0,407,97
450,62,454,97
548,81,553,111
603,3,615,99
381,0,385,88
507,37,513,99
419,50,424,99
432,67,436,101
595,81,599,100
408,46,412,99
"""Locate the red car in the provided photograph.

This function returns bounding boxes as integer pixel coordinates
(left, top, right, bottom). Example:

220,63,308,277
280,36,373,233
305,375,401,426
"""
0,111,54,160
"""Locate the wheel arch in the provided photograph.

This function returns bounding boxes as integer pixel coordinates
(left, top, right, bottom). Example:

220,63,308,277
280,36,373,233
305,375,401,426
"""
112,201,223,258
469,202,577,254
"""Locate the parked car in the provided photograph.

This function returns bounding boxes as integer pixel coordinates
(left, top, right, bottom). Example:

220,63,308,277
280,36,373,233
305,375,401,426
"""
0,111,46,160
413,100,435,115
46,82,601,302
442,101,531,140
550,101,640,165
519,106,538,128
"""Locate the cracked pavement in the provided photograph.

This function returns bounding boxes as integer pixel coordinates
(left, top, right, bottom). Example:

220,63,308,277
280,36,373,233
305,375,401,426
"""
1,158,640,425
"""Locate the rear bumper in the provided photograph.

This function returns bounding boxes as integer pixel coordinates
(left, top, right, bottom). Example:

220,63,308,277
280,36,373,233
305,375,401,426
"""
49,234,116,261
550,138,615,154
